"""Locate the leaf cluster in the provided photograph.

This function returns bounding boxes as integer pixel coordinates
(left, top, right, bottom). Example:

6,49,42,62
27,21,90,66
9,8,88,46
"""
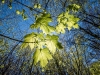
19,4,80,68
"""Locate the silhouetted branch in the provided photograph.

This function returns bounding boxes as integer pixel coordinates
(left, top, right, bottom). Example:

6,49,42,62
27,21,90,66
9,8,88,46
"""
0,34,35,43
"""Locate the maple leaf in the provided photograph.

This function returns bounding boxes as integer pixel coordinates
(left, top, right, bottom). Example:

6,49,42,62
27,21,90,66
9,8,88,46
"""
45,35,63,54
30,13,54,34
21,33,36,50
21,32,44,50
33,48,52,67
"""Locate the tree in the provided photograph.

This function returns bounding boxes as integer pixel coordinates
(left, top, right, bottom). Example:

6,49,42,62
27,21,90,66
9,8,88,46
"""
0,0,100,75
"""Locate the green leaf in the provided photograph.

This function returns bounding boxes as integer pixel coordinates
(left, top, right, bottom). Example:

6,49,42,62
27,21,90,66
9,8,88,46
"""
22,14,28,20
40,24,55,34
56,23,66,33
38,4,41,9
21,33,36,50
21,32,44,50
37,41,45,49
67,4,80,12
2,0,5,3
45,35,63,54
16,10,21,15
57,42,63,49
21,9,25,15
30,13,54,34
73,24,79,29
45,35,58,54
66,21,74,30
16,9,27,18
57,11,80,31
33,48,52,67
34,4,38,8
34,4,41,9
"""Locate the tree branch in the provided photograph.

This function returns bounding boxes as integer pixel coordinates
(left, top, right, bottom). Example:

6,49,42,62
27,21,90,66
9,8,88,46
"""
0,34,35,43
79,26,100,40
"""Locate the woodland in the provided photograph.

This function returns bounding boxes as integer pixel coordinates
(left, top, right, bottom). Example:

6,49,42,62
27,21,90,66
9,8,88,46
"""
0,0,100,75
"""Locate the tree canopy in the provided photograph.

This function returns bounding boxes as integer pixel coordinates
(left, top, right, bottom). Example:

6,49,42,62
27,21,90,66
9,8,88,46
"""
0,0,100,75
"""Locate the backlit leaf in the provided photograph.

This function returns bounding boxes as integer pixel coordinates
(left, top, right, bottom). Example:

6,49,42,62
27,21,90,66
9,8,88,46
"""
57,11,80,31
38,41,45,49
21,33,36,50
2,0,5,3
34,4,41,9
40,24,55,34
33,48,52,67
22,14,28,20
45,35,63,54
16,10,21,15
56,23,66,33
45,35,58,54
67,4,80,12
21,32,44,50
30,13,54,34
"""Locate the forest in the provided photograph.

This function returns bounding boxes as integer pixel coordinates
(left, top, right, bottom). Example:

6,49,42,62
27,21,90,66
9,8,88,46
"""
0,0,100,75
